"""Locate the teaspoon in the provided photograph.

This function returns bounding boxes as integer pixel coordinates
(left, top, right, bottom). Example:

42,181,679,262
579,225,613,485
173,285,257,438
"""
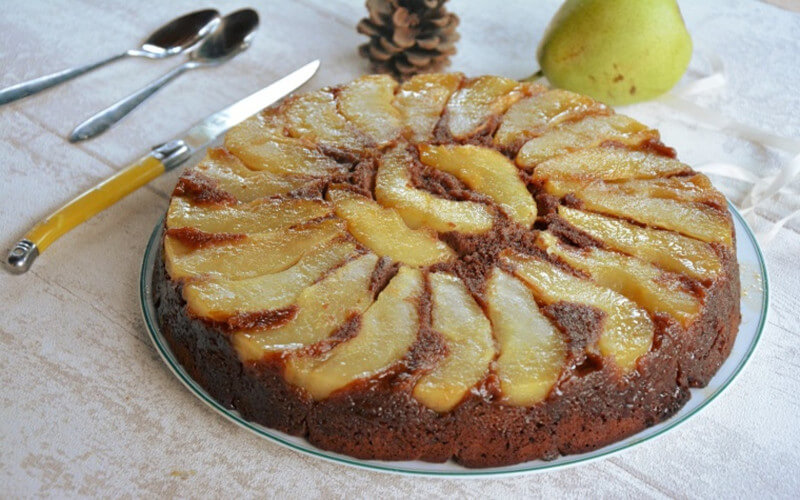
69,9,259,143
0,9,220,106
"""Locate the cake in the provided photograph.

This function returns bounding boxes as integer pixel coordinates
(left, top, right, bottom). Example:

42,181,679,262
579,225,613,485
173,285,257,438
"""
154,73,740,467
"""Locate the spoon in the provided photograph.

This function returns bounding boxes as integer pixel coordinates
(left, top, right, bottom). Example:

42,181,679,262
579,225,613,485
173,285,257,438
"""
68,9,259,143
0,9,220,106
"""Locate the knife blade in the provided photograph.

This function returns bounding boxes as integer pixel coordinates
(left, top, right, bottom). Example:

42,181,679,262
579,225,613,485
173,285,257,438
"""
6,60,320,274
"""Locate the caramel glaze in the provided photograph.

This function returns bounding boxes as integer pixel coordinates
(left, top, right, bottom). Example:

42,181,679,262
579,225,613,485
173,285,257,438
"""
173,171,238,206
223,307,298,332
166,227,246,250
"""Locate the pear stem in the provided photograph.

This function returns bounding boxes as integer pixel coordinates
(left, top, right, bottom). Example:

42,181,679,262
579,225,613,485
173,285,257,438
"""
520,69,545,83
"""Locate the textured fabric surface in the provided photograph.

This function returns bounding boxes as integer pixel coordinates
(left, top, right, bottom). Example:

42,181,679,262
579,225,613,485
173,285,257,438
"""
1,0,798,497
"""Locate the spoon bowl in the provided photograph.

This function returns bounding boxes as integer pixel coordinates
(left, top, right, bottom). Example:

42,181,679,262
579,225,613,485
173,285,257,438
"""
190,9,259,65
132,9,222,58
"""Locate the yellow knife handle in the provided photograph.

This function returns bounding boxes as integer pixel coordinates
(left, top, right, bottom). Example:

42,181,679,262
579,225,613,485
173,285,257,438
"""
6,154,166,274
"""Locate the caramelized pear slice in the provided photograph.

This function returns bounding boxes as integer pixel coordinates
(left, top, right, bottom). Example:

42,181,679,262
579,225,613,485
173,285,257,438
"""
393,72,463,142
516,114,659,168
164,219,345,280
281,89,369,152
533,147,690,181
166,197,332,235
558,206,721,280
194,149,313,202
412,273,495,413
327,186,454,266
446,76,526,139
503,250,654,372
225,114,343,177
182,241,357,322
375,146,494,234
545,178,733,245
418,144,537,226
613,174,727,208
537,232,700,326
494,89,608,150
338,74,402,145
232,253,379,360
285,266,424,400
486,268,566,406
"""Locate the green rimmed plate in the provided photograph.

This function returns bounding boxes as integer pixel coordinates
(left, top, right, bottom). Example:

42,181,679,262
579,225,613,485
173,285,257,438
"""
139,203,768,477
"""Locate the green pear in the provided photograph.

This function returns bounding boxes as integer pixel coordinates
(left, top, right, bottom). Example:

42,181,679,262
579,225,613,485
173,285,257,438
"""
537,0,692,105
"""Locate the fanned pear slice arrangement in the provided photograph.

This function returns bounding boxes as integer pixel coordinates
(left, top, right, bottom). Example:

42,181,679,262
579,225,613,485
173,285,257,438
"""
418,144,537,226
280,88,371,153
502,250,654,372
285,266,424,400
536,232,700,327
486,268,567,406
533,147,690,181
529,141,733,246
338,74,403,145
225,113,344,177
182,241,357,323
233,253,379,359
516,114,660,167
544,178,733,245
613,174,727,208
494,88,609,151
164,219,344,281
166,197,331,234
326,185,454,266
375,145,494,233
445,75,530,139
393,72,463,142
191,148,313,202
557,206,722,280
412,273,495,413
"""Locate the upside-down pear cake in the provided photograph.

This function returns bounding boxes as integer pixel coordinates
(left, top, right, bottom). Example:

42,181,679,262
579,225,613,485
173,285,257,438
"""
154,73,740,467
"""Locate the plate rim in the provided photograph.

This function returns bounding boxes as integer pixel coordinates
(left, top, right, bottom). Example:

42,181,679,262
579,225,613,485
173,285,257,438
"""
140,202,769,477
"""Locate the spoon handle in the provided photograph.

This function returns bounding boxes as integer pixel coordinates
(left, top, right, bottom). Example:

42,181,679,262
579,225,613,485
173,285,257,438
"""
69,63,191,142
0,52,130,106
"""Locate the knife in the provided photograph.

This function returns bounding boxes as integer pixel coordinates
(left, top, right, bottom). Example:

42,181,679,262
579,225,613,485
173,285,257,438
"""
6,60,320,274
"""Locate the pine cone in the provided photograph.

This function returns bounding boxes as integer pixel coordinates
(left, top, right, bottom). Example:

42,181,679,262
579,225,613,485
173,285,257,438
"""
357,0,460,81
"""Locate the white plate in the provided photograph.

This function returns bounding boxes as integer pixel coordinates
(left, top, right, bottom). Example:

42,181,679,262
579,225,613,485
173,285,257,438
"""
140,203,768,477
